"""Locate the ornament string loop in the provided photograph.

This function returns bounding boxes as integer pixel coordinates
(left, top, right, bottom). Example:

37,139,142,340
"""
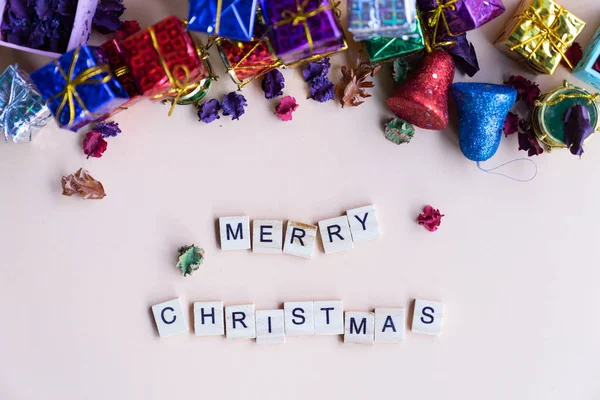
476,159,538,183
48,48,113,127
509,6,574,69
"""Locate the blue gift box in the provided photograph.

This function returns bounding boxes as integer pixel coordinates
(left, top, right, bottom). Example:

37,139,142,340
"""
188,0,258,41
573,27,600,91
30,46,129,132
348,0,417,41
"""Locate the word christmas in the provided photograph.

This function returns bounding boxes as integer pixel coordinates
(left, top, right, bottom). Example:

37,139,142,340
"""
218,205,380,258
151,298,445,345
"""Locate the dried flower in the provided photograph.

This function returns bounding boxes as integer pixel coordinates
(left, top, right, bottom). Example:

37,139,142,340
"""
61,168,106,200
93,0,126,34
418,205,444,232
275,96,299,121
114,20,140,40
392,59,410,84
93,121,121,138
335,50,382,107
564,104,595,157
82,131,108,159
561,42,583,70
518,120,543,157
503,112,520,137
303,58,331,82
384,118,414,144
447,34,480,77
261,69,285,99
198,99,221,123
177,245,205,277
308,76,335,103
221,92,248,120
504,75,541,109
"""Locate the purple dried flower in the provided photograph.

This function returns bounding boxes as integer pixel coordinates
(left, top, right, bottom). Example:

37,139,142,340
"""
222,92,248,121
35,0,52,19
303,58,331,82
93,0,125,34
198,99,221,123
261,69,285,99
448,34,480,77
93,121,122,138
308,76,334,103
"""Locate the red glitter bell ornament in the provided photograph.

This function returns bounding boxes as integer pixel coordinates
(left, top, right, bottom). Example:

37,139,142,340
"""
387,50,455,130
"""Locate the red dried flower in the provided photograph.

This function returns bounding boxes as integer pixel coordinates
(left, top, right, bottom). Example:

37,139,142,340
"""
83,131,108,159
418,205,444,232
275,96,299,121
503,112,520,137
504,75,541,109
561,42,583,70
517,120,543,157
114,20,141,40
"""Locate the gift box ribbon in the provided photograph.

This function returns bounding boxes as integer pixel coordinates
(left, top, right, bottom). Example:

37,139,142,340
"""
275,0,341,55
509,5,576,69
48,48,113,127
535,88,599,107
147,26,202,115
424,0,459,43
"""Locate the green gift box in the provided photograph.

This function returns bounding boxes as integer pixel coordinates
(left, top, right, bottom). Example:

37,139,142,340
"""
363,19,425,62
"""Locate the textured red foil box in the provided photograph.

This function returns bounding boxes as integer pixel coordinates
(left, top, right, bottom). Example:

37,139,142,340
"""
119,16,208,99
218,37,280,85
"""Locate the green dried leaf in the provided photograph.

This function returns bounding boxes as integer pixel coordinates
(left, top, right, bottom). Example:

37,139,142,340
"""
384,118,415,145
176,245,205,277
392,59,410,84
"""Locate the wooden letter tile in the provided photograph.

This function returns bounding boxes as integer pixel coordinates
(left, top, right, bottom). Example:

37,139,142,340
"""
374,308,406,343
219,216,251,250
283,221,318,259
151,298,189,338
346,205,381,243
284,301,315,335
252,220,283,254
193,301,225,336
411,299,444,337
313,300,344,335
318,216,354,254
255,309,286,345
225,304,256,339
344,312,375,346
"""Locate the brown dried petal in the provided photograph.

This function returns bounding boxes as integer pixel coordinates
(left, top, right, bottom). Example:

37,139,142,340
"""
61,168,106,200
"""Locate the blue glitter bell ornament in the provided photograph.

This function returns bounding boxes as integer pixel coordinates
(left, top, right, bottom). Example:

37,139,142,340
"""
451,83,517,162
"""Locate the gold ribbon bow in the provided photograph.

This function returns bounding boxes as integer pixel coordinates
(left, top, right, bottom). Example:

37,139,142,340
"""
426,0,459,43
148,26,202,116
510,6,575,70
48,48,112,127
276,0,340,55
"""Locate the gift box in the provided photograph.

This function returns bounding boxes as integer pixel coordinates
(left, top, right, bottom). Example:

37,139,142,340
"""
259,0,347,65
188,0,258,41
30,46,130,132
495,0,585,74
573,27,600,90
0,65,51,143
0,0,98,58
364,19,424,62
418,0,505,43
348,0,417,41
119,16,210,105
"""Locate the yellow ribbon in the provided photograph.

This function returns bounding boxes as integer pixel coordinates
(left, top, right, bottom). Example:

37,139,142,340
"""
425,0,459,45
536,92,599,107
215,0,223,36
275,0,339,55
147,26,201,116
509,6,575,70
48,48,113,127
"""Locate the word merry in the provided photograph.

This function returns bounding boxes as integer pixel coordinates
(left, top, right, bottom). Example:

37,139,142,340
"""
218,205,380,258
151,298,444,345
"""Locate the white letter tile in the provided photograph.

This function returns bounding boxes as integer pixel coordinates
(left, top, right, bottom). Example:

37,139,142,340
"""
318,216,354,254
411,299,444,337
344,312,375,346
219,216,251,250
252,220,283,254
225,304,256,339
193,301,224,336
255,309,286,345
151,298,189,338
284,301,315,336
346,205,380,243
283,221,318,259
313,300,344,335
374,308,406,343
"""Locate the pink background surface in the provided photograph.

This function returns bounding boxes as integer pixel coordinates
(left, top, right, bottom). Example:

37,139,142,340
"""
1,0,600,399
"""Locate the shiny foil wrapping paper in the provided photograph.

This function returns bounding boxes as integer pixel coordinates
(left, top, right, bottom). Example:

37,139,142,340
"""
259,0,347,65
0,65,51,143
417,0,505,42
495,0,585,74
573,27,600,90
363,18,424,62
119,16,209,100
348,0,417,41
187,0,258,41
30,46,129,131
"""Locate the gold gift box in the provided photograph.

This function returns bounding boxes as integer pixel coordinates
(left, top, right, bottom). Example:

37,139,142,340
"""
495,0,585,74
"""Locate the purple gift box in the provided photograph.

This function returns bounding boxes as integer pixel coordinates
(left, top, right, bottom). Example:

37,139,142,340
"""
417,0,505,41
259,0,346,65
0,0,98,58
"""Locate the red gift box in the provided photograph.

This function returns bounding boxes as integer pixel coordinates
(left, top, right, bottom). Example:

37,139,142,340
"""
119,16,208,100
217,37,281,88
